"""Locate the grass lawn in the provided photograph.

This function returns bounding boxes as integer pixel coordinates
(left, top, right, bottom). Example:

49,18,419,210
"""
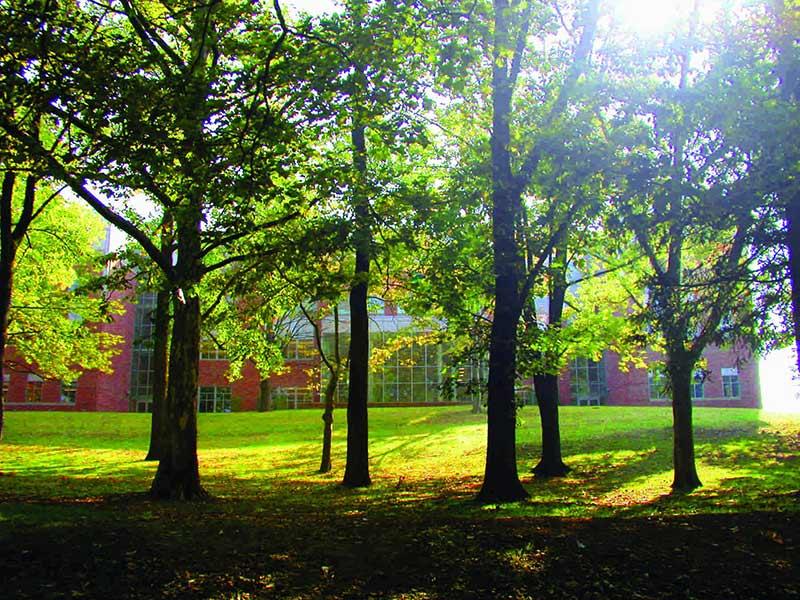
1,405,799,599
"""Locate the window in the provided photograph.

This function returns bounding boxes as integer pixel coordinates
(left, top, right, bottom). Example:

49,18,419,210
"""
130,292,156,412
570,357,607,405
368,333,444,404
284,338,316,361
722,367,740,398
25,374,43,402
2,373,8,399
198,386,232,413
200,338,227,361
60,380,77,404
691,370,705,400
274,386,314,409
648,367,668,401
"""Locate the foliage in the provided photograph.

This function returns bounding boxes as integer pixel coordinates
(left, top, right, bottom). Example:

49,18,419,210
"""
6,190,122,379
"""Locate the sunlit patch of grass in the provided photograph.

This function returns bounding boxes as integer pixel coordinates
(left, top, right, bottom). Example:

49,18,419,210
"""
1,406,799,521
597,468,674,507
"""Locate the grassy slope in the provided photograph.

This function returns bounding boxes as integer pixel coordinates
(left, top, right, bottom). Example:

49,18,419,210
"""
1,407,799,599
1,406,798,517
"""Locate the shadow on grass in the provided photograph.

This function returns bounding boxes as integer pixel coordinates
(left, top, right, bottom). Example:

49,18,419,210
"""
1,482,798,600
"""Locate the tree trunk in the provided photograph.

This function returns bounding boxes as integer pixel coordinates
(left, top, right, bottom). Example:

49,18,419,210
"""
150,294,206,500
478,288,529,502
471,394,483,414
478,2,528,503
0,172,16,441
532,373,570,477
343,121,371,488
258,377,273,412
532,240,569,477
786,200,800,375
319,368,338,473
668,358,702,492
145,288,170,461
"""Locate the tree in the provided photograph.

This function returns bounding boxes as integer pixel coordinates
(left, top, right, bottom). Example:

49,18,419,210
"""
296,0,438,487
750,0,800,372
519,226,646,477
607,5,763,490
0,175,121,439
299,301,347,473
0,1,316,498
144,217,173,461
475,0,601,502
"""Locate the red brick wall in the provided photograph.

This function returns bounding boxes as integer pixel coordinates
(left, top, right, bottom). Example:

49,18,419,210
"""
73,292,135,412
562,345,760,408
4,290,134,413
198,358,320,411
5,287,762,412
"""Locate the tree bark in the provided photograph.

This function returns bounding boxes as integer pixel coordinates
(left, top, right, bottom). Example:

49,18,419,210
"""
144,288,170,461
0,172,36,441
0,172,16,441
532,373,570,477
532,240,570,477
479,292,528,502
150,293,206,500
343,121,371,488
319,303,341,474
258,377,273,412
319,368,338,474
478,0,529,503
668,357,702,492
471,390,483,414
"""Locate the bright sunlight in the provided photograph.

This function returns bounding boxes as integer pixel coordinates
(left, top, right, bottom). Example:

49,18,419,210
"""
610,0,744,37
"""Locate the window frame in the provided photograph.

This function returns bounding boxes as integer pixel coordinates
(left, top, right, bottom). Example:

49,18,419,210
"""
690,369,705,400
721,367,740,399
25,374,43,403
60,380,78,404
198,386,232,413
648,367,669,401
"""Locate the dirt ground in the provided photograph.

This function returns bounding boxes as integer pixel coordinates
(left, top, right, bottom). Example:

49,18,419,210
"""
2,493,798,599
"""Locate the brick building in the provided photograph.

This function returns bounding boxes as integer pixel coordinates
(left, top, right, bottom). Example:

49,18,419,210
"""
3,292,761,412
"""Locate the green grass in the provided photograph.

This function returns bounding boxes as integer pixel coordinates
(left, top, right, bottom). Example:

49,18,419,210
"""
2,406,799,600
1,405,798,521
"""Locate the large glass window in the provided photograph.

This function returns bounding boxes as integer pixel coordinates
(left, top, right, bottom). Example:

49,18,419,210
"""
284,338,316,361
320,331,452,405
130,292,156,412
722,368,740,398
570,357,606,405
198,386,232,413
368,333,443,404
454,361,487,404
274,386,314,409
